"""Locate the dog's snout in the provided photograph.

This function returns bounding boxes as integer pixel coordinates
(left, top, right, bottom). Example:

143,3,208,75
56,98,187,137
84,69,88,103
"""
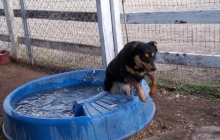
151,67,156,71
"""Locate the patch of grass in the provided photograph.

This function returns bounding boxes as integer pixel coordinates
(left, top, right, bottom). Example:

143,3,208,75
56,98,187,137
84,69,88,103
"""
155,79,220,101
175,83,219,95
157,80,170,87
156,79,176,89
199,68,209,73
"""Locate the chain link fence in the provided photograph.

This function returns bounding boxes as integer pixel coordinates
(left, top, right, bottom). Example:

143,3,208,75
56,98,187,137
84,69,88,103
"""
120,0,220,85
0,0,102,74
0,4,10,51
121,0,220,12
1,0,220,84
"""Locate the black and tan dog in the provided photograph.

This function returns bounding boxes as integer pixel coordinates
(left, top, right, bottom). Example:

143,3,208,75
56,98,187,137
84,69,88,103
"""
104,41,158,102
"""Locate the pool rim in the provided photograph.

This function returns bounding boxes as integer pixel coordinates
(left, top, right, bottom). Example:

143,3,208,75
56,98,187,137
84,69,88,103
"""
3,69,151,121
3,69,156,140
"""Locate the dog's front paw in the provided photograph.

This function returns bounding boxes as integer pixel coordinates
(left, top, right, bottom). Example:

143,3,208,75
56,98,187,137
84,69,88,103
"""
149,90,156,97
137,89,146,102
146,73,157,97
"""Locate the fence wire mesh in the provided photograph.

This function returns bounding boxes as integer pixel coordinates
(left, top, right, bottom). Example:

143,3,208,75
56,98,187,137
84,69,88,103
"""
120,0,220,84
121,0,220,12
0,4,10,51
0,0,220,85
0,0,101,74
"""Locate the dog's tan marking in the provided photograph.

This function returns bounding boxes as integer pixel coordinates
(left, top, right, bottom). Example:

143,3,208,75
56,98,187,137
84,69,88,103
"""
134,55,144,68
125,65,136,75
145,54,149,58
125,79,146,102
134,55,152,71
146,73,157,97
151,52,155,57
133,42,140,48
135,84,146,102
144,63,152,71
126,65,144,77
153,42,157,47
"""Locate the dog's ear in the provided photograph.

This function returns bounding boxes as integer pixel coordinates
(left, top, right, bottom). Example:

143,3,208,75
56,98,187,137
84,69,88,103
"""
133,42,140,48
130,42,140,55
148,41,158,52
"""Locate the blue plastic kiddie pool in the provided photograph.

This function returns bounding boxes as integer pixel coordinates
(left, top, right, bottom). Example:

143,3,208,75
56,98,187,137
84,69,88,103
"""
3,69,155,140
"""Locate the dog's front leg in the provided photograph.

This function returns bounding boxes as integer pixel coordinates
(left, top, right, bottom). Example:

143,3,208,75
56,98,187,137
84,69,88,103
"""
146,73,157,97
121,66,146,102
125,76,146,102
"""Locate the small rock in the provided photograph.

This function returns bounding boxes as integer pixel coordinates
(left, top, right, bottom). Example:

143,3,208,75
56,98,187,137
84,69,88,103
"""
213,112,218,117
176,94,180,98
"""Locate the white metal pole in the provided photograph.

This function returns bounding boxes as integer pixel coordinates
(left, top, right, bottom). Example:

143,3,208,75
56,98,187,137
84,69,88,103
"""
2,0,19,59
96,0,115,68
109,0,123,55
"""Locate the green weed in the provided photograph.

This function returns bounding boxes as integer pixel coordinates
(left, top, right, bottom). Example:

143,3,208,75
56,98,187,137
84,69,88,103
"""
175,83,219,94
154,79,220,101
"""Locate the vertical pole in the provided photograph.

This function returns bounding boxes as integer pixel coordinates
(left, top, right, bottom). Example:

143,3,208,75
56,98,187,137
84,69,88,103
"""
122,0,129,43
19,0,33,64
109,0,123,55
2,0,18,59
96,0,115,68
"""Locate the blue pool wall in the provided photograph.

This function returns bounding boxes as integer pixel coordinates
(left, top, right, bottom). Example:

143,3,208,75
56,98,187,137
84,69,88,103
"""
3,69,155,140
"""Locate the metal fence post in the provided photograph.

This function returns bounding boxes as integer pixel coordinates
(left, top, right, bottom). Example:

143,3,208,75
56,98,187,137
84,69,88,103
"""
2,0,18,59
19,0,33,64
109,0,123,55
96,0,115,68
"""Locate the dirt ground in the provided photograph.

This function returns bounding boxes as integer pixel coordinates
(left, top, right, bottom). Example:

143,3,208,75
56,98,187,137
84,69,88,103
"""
0,63,220,140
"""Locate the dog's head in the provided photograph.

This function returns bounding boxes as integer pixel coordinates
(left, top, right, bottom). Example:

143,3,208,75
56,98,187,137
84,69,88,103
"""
130,41,158,75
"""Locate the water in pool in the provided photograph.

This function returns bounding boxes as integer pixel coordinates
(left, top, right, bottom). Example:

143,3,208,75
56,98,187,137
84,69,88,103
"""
13,85,103,118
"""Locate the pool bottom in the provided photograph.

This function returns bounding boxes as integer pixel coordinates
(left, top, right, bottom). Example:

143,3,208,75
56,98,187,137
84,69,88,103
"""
13,85,103,118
